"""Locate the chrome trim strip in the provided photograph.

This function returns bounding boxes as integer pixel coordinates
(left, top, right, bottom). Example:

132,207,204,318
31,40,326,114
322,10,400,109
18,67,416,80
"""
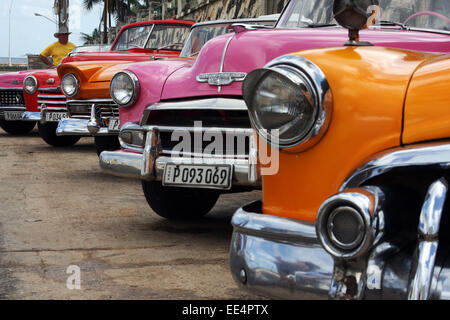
229,201,333,299
217,34,235,93
143,125,253,134
408,178,448,300
37,94,66,99
38,86,60,93
37,100,66,105
248,133,259,183
67,99,114,104
341,143,450,190
140,98,248,125
0,106,26,111
0,87,22,91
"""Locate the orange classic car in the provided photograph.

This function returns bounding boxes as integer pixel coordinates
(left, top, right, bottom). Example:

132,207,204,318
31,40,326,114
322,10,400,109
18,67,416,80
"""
229,0,450,299
56,20,194,154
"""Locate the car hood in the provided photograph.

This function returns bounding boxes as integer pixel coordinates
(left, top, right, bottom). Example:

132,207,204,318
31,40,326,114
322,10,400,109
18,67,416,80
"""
0,70,39,89
161,27,450,100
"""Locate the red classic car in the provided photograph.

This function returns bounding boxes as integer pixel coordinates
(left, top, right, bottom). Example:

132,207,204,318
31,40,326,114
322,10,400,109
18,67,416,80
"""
0,70,39,134
99,0,449,220
21,20,194,147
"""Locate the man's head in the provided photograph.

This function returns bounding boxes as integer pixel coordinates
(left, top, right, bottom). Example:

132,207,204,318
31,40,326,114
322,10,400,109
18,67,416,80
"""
54,26,71,44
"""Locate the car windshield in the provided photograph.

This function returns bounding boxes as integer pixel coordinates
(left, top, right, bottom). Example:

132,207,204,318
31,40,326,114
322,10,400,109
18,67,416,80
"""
278,0,450,32
112,23,191,51
180,19,277,57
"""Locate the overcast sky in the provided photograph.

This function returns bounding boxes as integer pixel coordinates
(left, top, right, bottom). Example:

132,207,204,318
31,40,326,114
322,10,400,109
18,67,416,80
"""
0,0,105,58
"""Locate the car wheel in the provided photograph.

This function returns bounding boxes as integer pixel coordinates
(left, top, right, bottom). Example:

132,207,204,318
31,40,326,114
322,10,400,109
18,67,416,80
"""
0,120,36,135
94,135,120,156
38,122,80,147
141,181,220,220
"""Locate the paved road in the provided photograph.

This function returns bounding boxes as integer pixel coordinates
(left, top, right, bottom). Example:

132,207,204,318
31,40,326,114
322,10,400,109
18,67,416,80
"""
0,127,261,299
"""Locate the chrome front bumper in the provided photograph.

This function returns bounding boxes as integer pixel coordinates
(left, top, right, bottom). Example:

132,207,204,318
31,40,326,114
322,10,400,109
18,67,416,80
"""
230,201,333,299
100,118,261,188
56,118,117,136
230,200,450,300
22,111,41,121
57,99,119,137
99,149,260,188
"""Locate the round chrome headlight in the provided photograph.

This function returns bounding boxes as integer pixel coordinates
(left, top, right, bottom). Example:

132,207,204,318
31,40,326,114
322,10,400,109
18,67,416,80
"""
326,206,365,250
61,73,79,97
23,76,38,95
110,71,140,108
316,188,384,260
243,55,332,150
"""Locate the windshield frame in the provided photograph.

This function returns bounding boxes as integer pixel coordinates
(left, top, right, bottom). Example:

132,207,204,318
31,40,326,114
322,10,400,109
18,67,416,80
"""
111,21,194,51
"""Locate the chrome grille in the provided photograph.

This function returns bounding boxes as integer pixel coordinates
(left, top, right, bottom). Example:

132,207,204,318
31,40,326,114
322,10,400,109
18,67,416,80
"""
99,104,119,119
67,102,91,119
145,103,252,158
37,87,66,108
0,89,24,106
67,100,118,123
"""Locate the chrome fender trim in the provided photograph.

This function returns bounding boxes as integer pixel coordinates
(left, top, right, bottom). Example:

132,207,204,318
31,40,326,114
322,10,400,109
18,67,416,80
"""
341,142,450,190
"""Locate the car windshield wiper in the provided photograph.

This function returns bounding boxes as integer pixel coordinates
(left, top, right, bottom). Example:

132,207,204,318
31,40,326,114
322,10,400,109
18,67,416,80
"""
379,20,408,30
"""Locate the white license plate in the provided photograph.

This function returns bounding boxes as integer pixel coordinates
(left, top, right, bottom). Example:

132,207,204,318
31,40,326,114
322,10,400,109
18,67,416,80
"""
163,164,232,189
4,111,24,121
108,118,120,131
46,112,68,122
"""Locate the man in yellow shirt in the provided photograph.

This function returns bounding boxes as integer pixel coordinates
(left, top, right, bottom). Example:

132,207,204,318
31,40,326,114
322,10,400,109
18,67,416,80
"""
40,26,76,67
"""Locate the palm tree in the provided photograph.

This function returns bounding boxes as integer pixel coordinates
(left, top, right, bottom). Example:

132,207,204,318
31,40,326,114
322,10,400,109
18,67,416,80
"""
82,0,147,43
83,0,142,23
80,28,100,44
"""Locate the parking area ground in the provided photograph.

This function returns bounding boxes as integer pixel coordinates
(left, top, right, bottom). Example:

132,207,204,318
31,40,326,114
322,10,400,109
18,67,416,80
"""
0,127,261,299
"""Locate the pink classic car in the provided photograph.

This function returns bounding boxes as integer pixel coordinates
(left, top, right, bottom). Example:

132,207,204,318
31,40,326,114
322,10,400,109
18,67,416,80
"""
100,0,450,220
21,20,194,147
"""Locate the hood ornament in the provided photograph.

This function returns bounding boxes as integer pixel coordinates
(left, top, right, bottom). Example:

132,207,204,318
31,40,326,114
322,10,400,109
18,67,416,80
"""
196,72,247,86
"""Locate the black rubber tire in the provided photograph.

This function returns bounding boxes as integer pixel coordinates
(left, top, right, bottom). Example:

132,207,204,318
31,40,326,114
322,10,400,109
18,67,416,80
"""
38,122,81,147
0,119,36,135
94,135,120,156
142,181,220,220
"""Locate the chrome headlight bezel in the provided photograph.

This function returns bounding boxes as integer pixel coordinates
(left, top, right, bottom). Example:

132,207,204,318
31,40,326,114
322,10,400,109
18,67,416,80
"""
110,71,140,108
243,55,332,151
61,73,80,97
316,187,384,260
23,75,38,95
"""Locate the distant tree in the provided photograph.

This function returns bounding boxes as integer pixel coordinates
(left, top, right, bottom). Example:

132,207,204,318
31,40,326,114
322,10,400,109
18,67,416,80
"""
80,28,101,44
